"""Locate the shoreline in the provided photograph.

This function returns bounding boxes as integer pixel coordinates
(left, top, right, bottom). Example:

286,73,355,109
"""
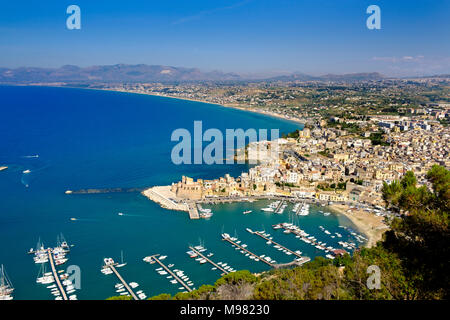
131,92,306,126
5,83,306,127
328,203,388,248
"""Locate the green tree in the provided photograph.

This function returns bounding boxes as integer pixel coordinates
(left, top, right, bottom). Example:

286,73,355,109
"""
382,166,450,299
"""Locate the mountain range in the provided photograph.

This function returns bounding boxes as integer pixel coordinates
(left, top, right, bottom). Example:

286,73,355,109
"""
0,64,386,83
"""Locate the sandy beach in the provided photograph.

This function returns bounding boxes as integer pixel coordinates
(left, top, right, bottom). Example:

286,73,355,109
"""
329,203,389,248
125,91,307,126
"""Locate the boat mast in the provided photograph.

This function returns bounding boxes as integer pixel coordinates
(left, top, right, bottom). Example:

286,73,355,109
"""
0,265,5,289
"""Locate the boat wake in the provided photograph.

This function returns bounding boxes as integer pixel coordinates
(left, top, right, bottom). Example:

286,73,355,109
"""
21,155,39,159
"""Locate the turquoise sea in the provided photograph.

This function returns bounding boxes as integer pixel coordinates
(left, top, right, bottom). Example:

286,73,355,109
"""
0,86,363,299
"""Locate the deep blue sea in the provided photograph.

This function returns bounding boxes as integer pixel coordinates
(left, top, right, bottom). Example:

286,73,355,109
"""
0,86,362,300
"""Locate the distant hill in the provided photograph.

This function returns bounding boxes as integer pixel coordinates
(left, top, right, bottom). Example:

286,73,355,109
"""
0,64,242,83
0,64,396,83
267,72,385,82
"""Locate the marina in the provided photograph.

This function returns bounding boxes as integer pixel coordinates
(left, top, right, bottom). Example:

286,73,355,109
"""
143,255,193,292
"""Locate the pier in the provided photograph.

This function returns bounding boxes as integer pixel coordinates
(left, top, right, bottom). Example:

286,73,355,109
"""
274,200,285,214
295,203,303,215
249,230,307,261
222,236,275,267
146,255,192,292
104,263,139,300
187,202,200,219
188,246,229,276
65,187,146,194
47,249,68,301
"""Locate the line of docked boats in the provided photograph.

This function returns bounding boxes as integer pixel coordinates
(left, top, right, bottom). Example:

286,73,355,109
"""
29,235,71,266
249,229,303,259
260,200,278,212
197,205,213,218
222,233,277,264
261,201,311,216
37,267,77,300
187,245,236,273
293,202,310,216
143,255,195,291
113,282,146,300
273,223,342,260
102,256,147,300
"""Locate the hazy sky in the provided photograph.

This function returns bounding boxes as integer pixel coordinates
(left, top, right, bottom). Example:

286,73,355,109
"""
1,0,449,76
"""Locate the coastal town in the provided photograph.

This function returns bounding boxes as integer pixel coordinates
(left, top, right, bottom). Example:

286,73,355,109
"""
137,77,449,249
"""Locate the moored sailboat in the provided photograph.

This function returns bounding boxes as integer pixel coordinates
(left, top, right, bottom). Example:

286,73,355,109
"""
0,265,14,300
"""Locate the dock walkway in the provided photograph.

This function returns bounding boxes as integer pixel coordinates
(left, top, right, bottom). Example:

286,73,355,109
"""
47,250,68,300
147,255,192,292
107,264,139,300
222,237,274,267
188,247,229,276
250,230,304,259
187,202,199,219
274,200,285,214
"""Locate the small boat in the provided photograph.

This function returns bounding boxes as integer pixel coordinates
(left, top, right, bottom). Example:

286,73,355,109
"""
23,170,31,174
118,212,124,216
243,210,252,215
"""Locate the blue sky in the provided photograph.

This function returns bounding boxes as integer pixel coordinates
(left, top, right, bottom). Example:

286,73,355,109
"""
0,0,449,76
